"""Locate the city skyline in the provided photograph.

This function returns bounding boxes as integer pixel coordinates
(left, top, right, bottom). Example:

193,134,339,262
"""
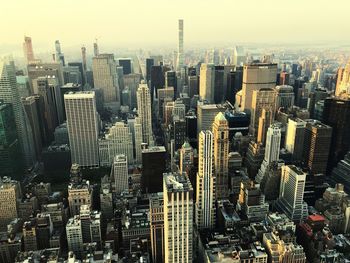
1,0,350,56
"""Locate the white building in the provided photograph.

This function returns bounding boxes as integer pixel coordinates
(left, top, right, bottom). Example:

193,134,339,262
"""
176,19,184,71
199,63,215,103
111,154,129,194
196,131,216,229
66,216,83,257
64,92,99,167
136,82,153,146
163,173,193,263
285,118,306,161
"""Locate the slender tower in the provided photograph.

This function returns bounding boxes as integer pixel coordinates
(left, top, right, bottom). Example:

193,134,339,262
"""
196,130,216,230
81,46,87,72
176,19,184,71
136,82,153,146
212,112,229,199
23,36,35,64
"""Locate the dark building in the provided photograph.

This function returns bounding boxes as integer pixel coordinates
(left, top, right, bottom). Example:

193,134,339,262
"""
308,88,328,118
172,118,186,151
36,214,52,250
68,62,85,86
85,70,94,89
141,146,166,193
42,144,71,172
225,110,250,139
185,111,197,149
188,75,199,99
146,58,154,83
118,58,132,75
150,66,165,102
279,72,290,85
323,97,350,171
214,66,224,104
165,71,177,98
226,66,243,105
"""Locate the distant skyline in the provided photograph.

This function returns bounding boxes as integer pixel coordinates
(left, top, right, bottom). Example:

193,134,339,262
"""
1,0,350,55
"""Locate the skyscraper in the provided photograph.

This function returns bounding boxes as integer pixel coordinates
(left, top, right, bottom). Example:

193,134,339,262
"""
66,216,83,258
64,92,99,167
177,19,184,71
276,165,308,221
150,193,164,263
111,154,129,194
179,142,194,174
250,88,277,137
199,63,215,103
303,120,332,175
54,40,65,66
275,85,295,110
212,112,229,199
23,36,35,64
335,60,350,96
0,59,36,167
285,118,306,161
92,54,120,111
137,82,153,145
237,62,277,112
196,130,216,229
163,172,193,263
232,46,246,66
197,102,226,134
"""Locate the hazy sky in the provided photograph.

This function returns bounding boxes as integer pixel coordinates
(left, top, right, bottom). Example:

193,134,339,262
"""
1,0,349,52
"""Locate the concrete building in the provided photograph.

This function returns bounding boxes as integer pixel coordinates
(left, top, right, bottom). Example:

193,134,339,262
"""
68,180,93,216
111,154,129,194
197,103,226,134
275,85,295,110
66,216,83,258
64,92,99,167
177,19,184,71
199,63,215,103
137,82,153,146
150,193,164,263
285,118,306,162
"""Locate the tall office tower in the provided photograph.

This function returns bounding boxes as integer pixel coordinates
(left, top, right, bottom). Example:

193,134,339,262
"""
157,87,174,120
137,82,153,145
92,54,120,111
64,92,99,167
213,66,225,104
111,154,129,194
36,213,53,250
303,120,332,175
335,60,350,96
256,124,281,183
133,117,143,164
236,181,269,221
66,216,83,258
250,88,277,136
142,146,166,193
124,73,142,109
232,46,246,66
197,103,226,134
150,65,166,101
256,108,271,145
23,36,35,64
150,193,164,263
146,58,154,83
199,63,215,103
196,131,216,229
54,40,65,66
118,58,132,75
163,172,193,263
99,121,134,166
21,97,42,159
275,85,295,110
177,19,184,71
307,88,328,118
68,180,93,216
276,165,308,221
179,142,194,174
226,66,243,105
93,40,99,57
165,71,177,95
212,113,229,199
27,62,64,88
81,46,87,72
0,177,21,230
0,102,22,177
68,62,86,86
188,75,199,98
285,118,306,161
173,117,186,151
173,98,186,119
323,97,350,170
0,59,36,167
237,62,277,112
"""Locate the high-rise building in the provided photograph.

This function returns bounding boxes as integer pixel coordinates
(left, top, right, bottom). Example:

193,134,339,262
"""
98,121,134,166
322,97,350,170
303,120,332,175
275,85,295,110
285,118,306,161
23,36,35,64
232,46,246,66
118,58,132,75
0,177,21,230
142,146,166,193
199,63,215,103
54,40,65,66
137,82,153,145
276,165,308,221
179,142,194,174
212,112,229,199
196,131,216,229
237,62,277,112
111,154,129,194
150,193,164,263
146,58,154,83
226,66,243,105
124,73,142,109
197,102,226,134
68,179,93,216
163,172,193,263
250,88,277,136
188,75,199,99
66,216,83,257
0,102,22,177
92,54,120,111
64,92,99,167
177,19,184,71
27,62,64,88
0,59,36,167
335,60,350,96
